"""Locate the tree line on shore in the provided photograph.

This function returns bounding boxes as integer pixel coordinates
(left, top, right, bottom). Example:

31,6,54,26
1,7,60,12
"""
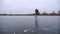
0,10,60,15
33,9,60,15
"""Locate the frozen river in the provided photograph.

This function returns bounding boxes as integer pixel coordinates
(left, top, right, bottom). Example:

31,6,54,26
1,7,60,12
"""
0,16,60,34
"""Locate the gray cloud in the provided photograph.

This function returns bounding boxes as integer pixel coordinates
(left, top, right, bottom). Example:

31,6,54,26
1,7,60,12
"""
0,0,60,14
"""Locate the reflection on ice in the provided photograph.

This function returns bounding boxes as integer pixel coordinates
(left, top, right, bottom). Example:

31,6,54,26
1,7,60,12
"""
24,29,35,33
41,28,50,31
24,30,28,32
13,32,16,34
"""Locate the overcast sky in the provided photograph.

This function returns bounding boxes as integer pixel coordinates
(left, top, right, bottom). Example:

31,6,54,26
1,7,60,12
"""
0,0,60,14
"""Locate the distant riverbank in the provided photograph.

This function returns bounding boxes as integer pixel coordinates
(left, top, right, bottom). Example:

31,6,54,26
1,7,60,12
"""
0,14,60,16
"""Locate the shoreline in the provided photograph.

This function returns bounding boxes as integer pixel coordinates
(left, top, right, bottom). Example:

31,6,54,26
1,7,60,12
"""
0,14,60,16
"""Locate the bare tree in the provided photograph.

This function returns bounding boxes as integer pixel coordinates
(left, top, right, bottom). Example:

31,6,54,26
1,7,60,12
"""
58,10,60,14
35,9,40,15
